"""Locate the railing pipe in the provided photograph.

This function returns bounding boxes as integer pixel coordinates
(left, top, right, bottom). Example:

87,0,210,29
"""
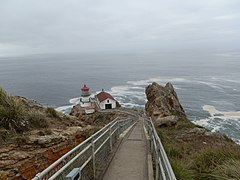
144,118,176,180
91,138,96,178
32,117,136,180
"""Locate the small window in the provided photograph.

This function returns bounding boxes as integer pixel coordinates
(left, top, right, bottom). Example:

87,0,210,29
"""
107,100,109,103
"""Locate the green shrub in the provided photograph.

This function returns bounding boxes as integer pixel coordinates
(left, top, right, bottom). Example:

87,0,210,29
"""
46,107,59,118
165,144,183,159
27,111,48,128
192,146,240,175
0,88,26,132
222,134,234,143
193,147,227,173
0,87,12,107
176,118,197,129
214,159,240,179
83,126,101,139
170,159,195,180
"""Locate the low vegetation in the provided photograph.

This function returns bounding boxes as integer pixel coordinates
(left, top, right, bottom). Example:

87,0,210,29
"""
0,88,27,133
0,87,61,140
46,107,59,118
157,118,240,180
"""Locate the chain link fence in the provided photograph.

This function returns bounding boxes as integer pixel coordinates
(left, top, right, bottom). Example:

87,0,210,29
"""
144,118,176,180
33,117,136,180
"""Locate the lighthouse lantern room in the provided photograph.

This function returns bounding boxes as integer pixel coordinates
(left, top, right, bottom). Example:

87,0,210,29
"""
80,84,91,107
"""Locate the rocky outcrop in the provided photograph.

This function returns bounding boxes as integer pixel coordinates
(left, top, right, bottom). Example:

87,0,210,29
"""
0,88,127,179
70,105,130,126
0,125,98,179
145,82,186,127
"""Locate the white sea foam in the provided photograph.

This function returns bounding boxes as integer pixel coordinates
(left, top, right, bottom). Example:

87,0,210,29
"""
197,81,225,91
127,80,149,86
69,97,80,104
56,76,240,143
192,104,240,142
210,77,240,84
203,105,240,118
127,77,191,87
55,105,74,113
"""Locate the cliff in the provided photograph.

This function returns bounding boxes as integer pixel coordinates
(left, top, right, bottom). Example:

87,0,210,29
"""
145,82,240,180
0,87,130,179
145,82,186,126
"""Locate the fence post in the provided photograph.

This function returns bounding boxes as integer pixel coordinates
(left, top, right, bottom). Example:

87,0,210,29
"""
155,144,159,180
91,138,96,178
117,121,120,137
109,127,112,151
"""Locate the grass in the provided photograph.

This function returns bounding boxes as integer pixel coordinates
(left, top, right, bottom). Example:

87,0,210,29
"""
27,110,48,128
45,107,59,118
0,87,60,135
0,88,26,132
156,118,240,180
170,159,195,180
82,126,101,139
215,159,240,179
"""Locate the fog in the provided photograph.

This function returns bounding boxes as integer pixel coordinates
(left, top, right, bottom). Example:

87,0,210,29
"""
0,0,239,56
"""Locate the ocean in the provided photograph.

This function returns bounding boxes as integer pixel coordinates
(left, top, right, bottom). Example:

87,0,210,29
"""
0,50,240,143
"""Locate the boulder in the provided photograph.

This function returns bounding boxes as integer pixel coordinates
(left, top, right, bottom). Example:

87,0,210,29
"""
145,82,186,127
154,115,179,127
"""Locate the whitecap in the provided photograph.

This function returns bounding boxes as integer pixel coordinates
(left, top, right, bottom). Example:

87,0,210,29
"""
69,97,80,104
55,105,74,113
203,105,240,118
127,80,149,86
196,81,224,91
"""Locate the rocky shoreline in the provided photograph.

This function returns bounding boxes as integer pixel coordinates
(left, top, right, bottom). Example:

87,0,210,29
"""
1,82,240,179
0,88,134,179
145,82,240,180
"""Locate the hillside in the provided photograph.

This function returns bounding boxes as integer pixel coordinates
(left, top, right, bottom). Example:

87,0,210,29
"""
0,87,131,179
145,82,240,180
1,83,240,180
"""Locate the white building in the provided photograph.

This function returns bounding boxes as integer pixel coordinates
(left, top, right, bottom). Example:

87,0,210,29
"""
96,91,116,110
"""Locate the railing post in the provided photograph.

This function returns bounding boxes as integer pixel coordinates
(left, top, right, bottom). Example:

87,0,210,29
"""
155,144,159,180
109,127,112,151
117,121,120,137
91,138,96,178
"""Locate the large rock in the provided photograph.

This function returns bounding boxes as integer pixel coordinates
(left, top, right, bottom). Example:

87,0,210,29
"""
145,82,186,126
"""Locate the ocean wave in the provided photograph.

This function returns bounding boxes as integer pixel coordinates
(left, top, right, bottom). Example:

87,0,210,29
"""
55,105,74,114
193,105,240,142
69,97,80,104
203,105,240,118
210,76,240,84
55,77,240,143
196,81,225,92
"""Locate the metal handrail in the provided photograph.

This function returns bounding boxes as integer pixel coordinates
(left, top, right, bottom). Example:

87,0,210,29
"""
144,118,176,180
32,117,136,180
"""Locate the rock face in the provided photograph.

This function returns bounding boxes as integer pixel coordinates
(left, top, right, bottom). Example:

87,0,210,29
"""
70,105,129,126
145,82,186,126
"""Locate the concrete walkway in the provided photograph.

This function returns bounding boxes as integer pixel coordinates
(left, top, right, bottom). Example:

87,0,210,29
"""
103,120,148,180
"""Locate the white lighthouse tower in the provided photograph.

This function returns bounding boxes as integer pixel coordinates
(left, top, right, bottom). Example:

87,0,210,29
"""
80,84,91,108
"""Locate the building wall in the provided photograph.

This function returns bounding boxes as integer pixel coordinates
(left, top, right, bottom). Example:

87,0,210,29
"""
85,108,95,114
99,98,116,110
80,96,91,107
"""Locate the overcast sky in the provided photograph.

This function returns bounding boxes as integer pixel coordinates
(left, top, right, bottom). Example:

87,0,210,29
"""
0,0,239,56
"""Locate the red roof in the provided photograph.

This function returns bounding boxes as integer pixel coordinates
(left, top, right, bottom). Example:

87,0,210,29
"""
81,84,89,91
96,91,114,102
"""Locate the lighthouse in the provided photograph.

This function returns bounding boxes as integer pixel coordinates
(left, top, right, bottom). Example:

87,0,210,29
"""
80,84,91,108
